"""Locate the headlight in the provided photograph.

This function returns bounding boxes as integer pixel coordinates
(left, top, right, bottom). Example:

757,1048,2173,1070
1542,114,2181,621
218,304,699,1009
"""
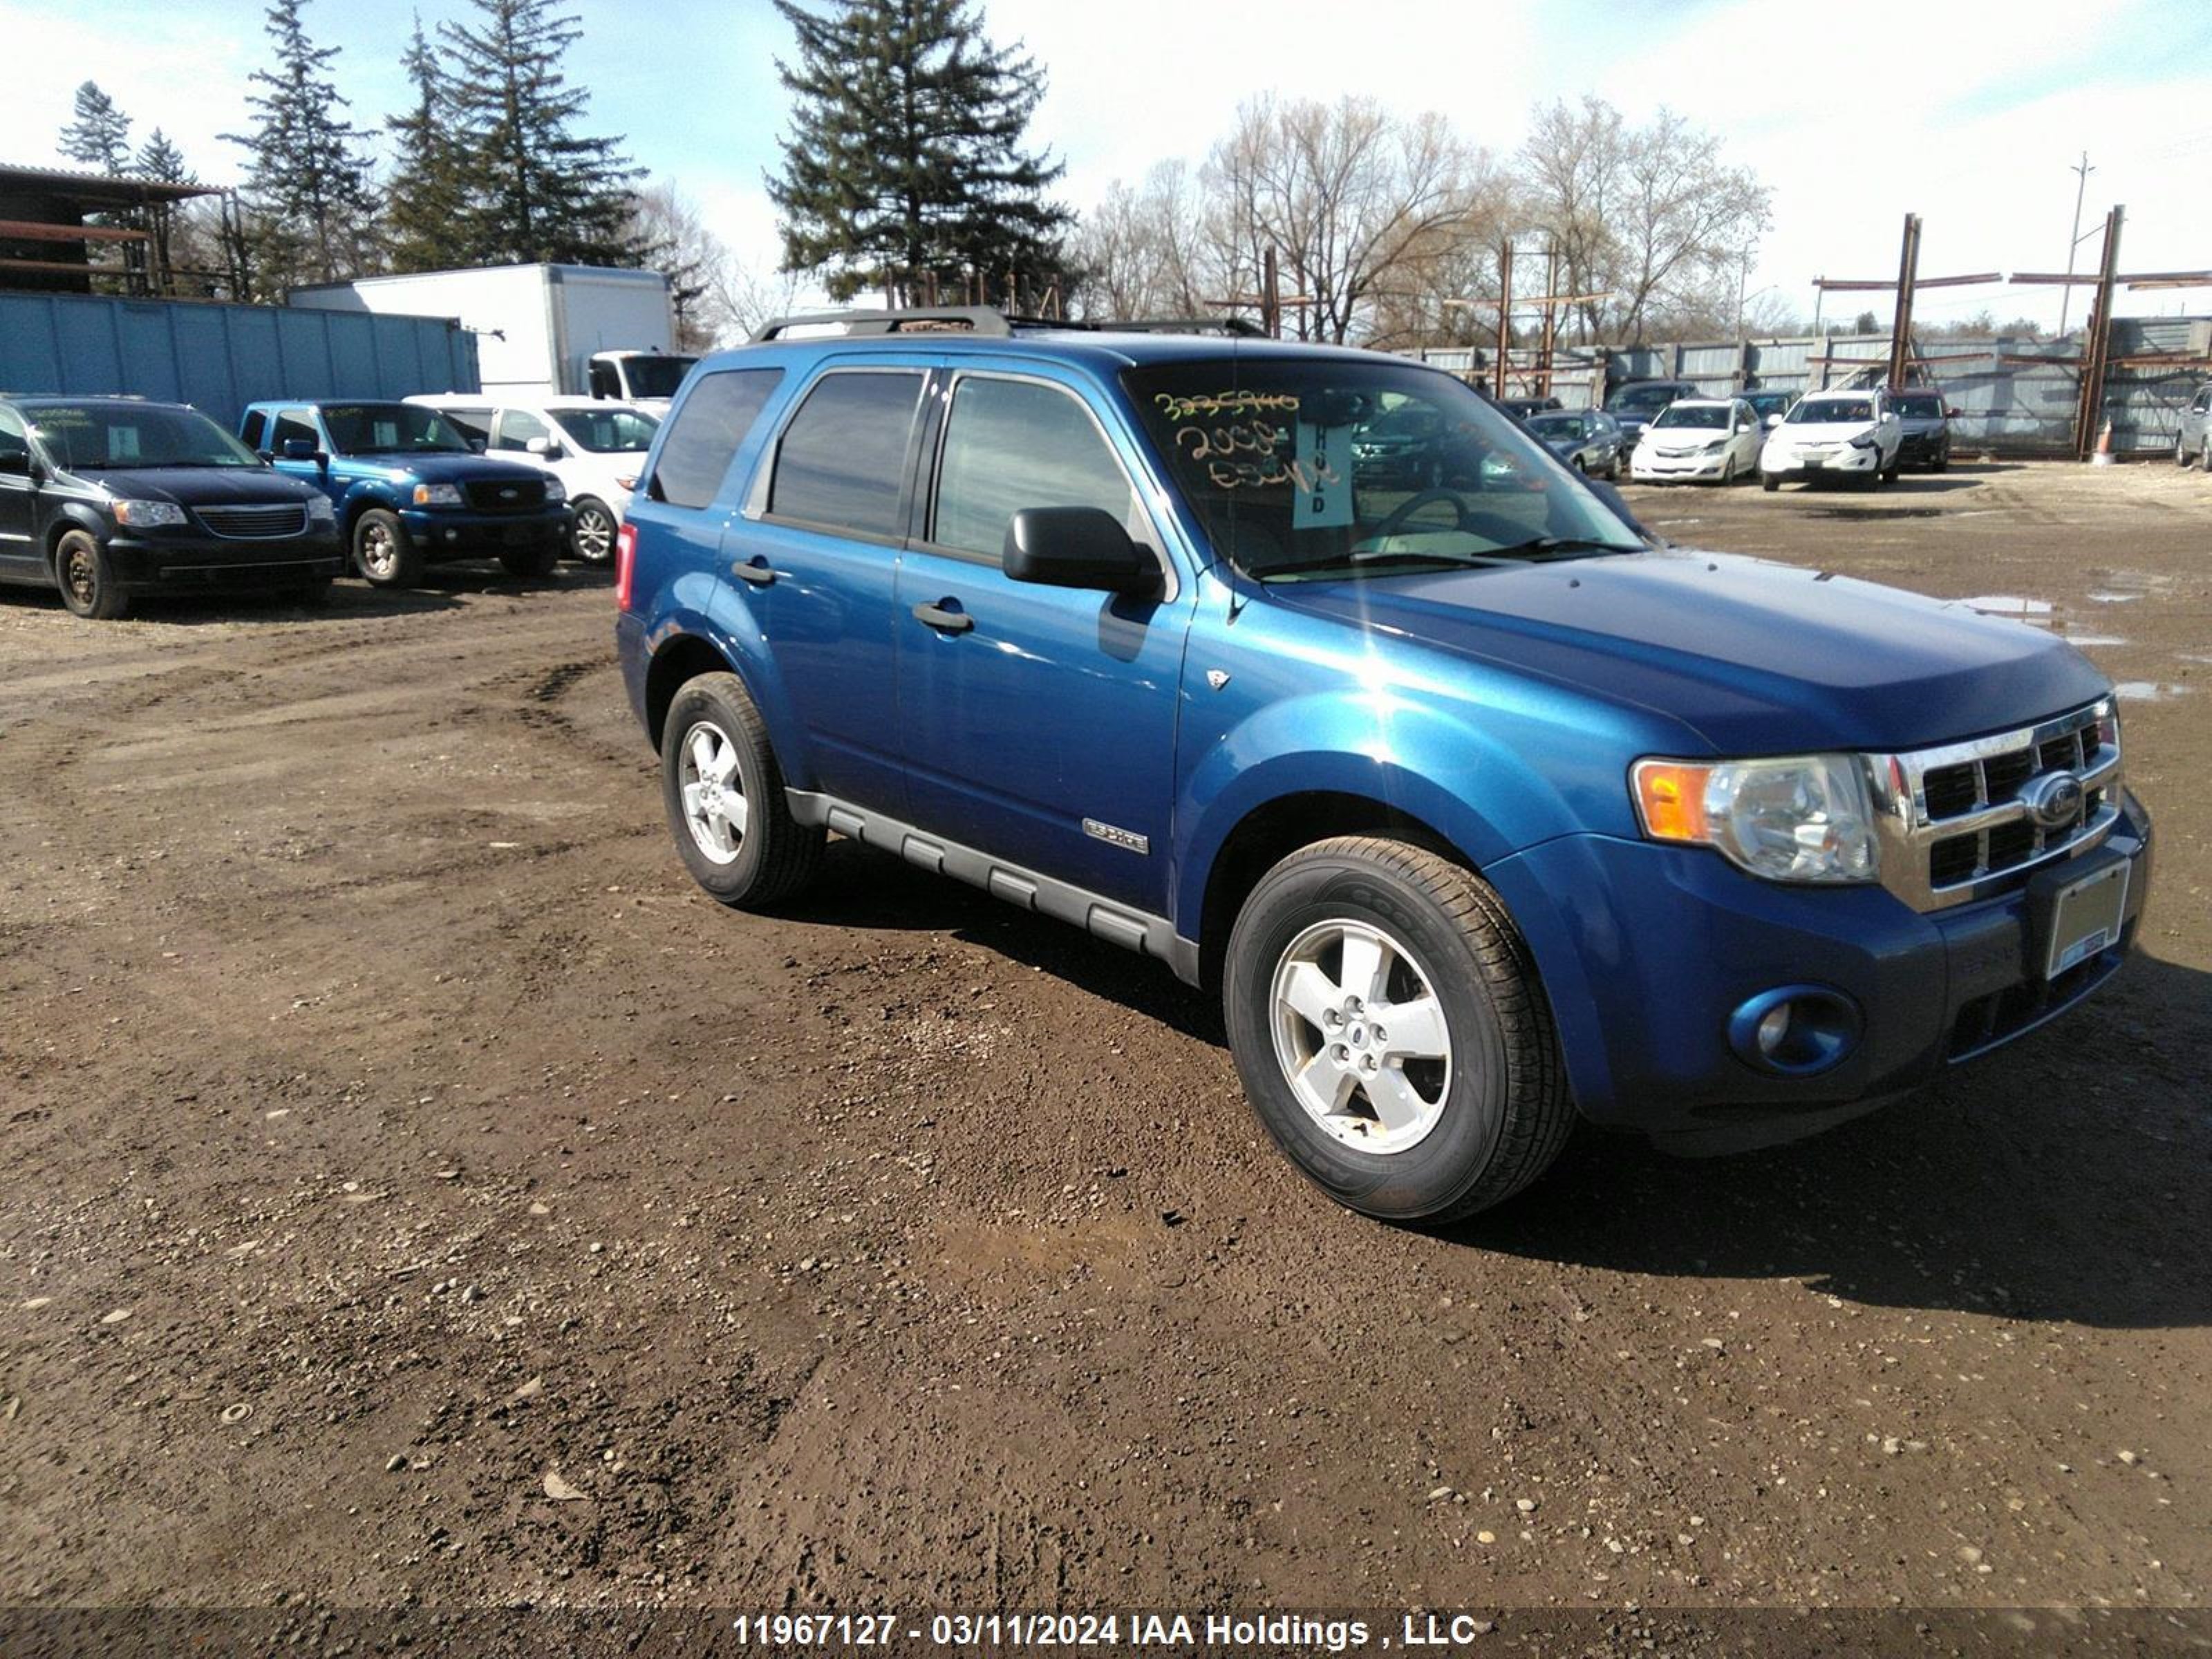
613,474,638,491
541,476,566,503
306,495,335,522
1848,434,1879,451
413,482,464,507
1632,753,1879,883
1700,437,1728,452
111,499,187,528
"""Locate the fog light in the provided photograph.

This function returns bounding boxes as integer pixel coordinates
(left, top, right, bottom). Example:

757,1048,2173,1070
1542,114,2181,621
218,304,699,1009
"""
1728,986,1861,1076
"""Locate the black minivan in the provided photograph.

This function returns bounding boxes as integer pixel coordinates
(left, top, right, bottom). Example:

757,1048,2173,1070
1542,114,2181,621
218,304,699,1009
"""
0,395,343,619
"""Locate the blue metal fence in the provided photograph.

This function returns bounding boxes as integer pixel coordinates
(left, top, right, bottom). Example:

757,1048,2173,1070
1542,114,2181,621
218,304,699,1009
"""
0,291,480,431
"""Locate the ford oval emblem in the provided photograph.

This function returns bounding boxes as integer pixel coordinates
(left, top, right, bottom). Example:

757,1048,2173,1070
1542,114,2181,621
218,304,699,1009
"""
2021,770,2085,830
500,487,516,500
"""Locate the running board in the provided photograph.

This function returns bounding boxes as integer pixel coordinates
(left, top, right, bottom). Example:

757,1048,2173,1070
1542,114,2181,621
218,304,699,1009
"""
785,791,1201,984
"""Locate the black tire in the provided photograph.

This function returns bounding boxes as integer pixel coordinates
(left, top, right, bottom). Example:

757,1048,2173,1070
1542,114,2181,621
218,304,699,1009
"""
1881,456,1900,484
1223,836,1572,1224
53,529,129,620
499,539,561,579
659,671,823,908
2201,442,2211,475
1718,455,1736,487
1932,449,1949,474
1761,473,1779,492
352,508,422,587
568,498,617,564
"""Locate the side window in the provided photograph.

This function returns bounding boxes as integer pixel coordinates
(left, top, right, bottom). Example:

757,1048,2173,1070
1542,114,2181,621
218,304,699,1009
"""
0,406,29,463
2195,390,2211,414
273,409,319,451
651,368,783,511
932,377,1138,560
442,408,493,448
493,409,550,451
241,410,267,451
767,371,923,538
588,361,619,400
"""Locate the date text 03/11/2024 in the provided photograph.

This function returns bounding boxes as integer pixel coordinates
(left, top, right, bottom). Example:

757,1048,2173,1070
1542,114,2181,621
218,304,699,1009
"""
728,1611,1519,1649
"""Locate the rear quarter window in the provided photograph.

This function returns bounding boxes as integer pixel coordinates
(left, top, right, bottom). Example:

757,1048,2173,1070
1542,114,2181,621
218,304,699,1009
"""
650,368,784,510
241,411,267,449
767,371,924,539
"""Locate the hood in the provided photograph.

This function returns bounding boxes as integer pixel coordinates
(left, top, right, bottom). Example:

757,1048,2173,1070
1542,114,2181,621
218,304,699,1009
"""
335,450,545,484
1640,424,1730,452
74,465,324,506
1268,549,2109,754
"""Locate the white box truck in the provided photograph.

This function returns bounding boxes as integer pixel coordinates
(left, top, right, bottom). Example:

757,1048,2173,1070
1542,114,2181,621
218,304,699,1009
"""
290,264,699,406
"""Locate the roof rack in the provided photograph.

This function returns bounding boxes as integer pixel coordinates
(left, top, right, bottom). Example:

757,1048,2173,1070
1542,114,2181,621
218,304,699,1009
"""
748,306,1271,344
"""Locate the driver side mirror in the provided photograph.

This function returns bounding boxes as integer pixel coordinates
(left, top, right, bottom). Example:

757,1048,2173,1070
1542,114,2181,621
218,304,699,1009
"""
281,437,321,463
1003,507,1157,597
0,449,30,476
1944,406,1962,420
525,435,563,458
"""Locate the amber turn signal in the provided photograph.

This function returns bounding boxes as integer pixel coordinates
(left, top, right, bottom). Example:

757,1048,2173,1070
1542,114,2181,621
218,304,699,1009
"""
1631,760,1714,843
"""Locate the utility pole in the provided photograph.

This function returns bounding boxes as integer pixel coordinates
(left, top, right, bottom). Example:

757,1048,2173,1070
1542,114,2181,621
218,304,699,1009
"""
1886,212,1922,390
2059,151,2094,338
1493,238,1514,398
2073,205,2125,459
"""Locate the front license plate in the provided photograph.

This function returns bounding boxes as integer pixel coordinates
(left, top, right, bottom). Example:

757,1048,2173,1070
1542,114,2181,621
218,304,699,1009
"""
2045,860,2128,977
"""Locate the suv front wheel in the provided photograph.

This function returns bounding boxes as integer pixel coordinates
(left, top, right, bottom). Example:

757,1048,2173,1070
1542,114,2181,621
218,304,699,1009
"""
660,672,824,908
1224,836,1572,1223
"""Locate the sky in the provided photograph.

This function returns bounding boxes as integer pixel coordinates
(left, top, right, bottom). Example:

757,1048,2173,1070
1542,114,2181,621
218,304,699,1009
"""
10,0,2211,332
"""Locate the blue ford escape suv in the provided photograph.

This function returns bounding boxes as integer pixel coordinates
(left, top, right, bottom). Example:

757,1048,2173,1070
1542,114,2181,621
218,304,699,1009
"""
615,308,2152,1223
240,400,570,586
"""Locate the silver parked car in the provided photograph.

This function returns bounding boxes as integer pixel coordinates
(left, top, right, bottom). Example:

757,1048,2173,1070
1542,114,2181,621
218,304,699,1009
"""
2177,383,2211,471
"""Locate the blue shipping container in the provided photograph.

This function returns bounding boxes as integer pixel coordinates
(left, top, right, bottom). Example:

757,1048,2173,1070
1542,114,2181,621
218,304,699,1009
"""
0,290,480,431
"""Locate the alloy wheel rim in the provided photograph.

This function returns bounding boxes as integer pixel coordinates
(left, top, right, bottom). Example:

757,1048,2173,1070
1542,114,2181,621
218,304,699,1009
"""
574,507,614,562
64,545,97,608
677,719,747,865
1268,917,1453,1155
360,523,397,579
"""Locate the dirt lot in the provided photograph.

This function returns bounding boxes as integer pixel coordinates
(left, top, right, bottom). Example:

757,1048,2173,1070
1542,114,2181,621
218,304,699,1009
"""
1,460,2207,1634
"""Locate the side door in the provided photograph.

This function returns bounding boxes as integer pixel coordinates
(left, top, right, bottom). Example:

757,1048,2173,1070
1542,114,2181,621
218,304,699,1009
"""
893,364,1188,915
0,406,37,580
265,407,336,500
729,362,928,814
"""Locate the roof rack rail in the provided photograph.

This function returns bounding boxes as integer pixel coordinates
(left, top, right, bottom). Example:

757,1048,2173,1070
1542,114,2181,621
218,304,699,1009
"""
751,306,1018,341
749,306,1271,344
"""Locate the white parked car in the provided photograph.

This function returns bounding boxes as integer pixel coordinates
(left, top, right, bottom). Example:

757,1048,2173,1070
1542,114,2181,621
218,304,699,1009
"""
1759,390,1902,491
1628,397,1763,485
409,395,660,563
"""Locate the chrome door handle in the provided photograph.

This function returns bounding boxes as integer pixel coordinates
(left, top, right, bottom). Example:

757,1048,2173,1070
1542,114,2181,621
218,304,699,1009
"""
911,600,973,633
733,559,774,586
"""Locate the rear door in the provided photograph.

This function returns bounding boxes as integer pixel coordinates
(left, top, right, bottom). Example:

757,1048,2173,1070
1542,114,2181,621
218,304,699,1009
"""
892,364,1188,913
728,361,929,814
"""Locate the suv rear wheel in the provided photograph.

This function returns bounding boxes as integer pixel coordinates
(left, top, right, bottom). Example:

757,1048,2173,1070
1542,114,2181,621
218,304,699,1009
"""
660,672,823,908
1224,836,1572,1223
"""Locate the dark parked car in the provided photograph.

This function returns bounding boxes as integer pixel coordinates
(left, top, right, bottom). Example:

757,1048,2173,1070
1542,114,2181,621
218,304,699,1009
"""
0,395,341,619
1892,391,1954,472
1498,395,1562,420
1739,389,1797,429
1351,403,1465,489
1605,378,1700,444
239,400,570,587
1524,409,1625,478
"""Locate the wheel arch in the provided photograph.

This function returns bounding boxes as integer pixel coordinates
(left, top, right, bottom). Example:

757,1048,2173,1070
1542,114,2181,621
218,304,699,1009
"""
643,630,743,751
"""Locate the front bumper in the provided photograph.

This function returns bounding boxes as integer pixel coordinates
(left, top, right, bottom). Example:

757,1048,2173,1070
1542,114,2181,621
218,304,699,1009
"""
104,528,344,590
400,506,570,559
1632,449,1730,480
1762,443,1880,480
1485,789,2153,1154
1897,431,1949,465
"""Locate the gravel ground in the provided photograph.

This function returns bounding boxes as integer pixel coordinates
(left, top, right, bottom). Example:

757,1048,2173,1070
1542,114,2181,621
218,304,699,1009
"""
0,460,2206,1642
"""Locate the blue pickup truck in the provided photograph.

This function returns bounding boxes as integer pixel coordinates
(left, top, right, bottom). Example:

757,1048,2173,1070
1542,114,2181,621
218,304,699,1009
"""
239,400,570,586
613,310,2152,1224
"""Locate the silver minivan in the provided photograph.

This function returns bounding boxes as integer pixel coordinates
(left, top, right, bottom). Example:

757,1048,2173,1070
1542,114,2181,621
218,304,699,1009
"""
2177,383,2211,471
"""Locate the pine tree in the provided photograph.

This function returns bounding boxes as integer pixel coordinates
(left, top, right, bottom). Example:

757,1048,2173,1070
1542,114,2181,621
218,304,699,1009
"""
384,13,471,272
438,0,642,266
135,129,195,294
59,82,134,174
769,0,1071,306
223,0,379,294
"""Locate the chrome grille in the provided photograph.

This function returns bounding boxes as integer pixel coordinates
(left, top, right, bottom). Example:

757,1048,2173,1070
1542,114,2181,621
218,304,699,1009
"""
196,503,310,538
1867,699,2121,913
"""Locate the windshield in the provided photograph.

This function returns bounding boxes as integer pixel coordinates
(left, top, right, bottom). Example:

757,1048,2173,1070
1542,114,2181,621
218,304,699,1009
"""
1526,413,1584,441
1653,404,1728,429
1611,384,1683,412
1123,358,1644,582
550,406,661,452
1744,393,1792,418
618,356,696,400
28,402,261,470
1894,395,1943,419
1789,398,1873,425
321,403,471,455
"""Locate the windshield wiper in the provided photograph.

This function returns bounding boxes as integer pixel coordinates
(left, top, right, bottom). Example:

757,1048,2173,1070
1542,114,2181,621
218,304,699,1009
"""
1489,535,1642,561
1264,550,1523,579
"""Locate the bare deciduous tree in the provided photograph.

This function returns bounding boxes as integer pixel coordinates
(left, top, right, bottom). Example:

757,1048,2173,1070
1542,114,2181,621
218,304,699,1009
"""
627,180,796,349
